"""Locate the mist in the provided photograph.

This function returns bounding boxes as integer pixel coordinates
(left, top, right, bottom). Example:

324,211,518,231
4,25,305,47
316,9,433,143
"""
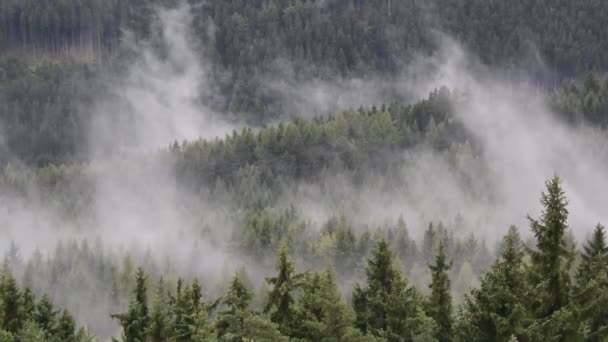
2,2,608,339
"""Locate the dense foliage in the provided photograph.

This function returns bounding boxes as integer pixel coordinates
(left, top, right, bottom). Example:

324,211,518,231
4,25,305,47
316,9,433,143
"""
3,0,608,164
2,0,608,341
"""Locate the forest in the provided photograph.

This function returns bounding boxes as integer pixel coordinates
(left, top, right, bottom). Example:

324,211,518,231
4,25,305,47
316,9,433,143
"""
2,0,608,341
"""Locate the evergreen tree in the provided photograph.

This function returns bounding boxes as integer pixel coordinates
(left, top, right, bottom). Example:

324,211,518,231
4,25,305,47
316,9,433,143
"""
573,224,608,342
112,267,150,342
0,271,23,334
264,244,303,335
147,278,173,342
576,224,608,285
353,239,429,340
54,309,77,342
34,295,57,337
528,177,574,317
16,320,45,342
216,274,287,341
427,242,453,342
173,280,196,341
527,177,578,341
455,227,530,342
295,265,369,341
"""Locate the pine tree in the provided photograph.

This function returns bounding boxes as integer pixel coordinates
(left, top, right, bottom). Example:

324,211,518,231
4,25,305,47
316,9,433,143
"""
173,280,196,341
147,278,173,342
353,239,428,340
0,270,23,334
427,242,453,342
54,309,76,342
190,306,214,342
20,289,35,323
528,177,574,317
576,224,608,285
264,244,303,334
527,177,578,341
573,224,608,341
34,295,57,337
455,227,530,342
216,274,253,340
295,265,368,341
216,274,287,341
112,267,150,342
16,320,45,342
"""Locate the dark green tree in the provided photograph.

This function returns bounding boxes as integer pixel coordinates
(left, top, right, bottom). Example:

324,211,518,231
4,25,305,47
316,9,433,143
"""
573,224,608,341
112,267,150,342
455,226,530,342
264,244,304,334
526,177,578,341
216,274,287,342
353,239,429,340
427,242,453,342
147,278,173,342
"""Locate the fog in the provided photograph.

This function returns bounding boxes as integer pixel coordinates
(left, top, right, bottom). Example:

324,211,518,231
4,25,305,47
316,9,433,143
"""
1,2,608,339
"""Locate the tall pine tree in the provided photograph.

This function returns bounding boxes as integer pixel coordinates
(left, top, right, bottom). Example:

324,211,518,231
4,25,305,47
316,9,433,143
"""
427,242,453,342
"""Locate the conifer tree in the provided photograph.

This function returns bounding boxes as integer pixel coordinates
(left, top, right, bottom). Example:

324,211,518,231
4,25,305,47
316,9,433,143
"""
147,278,173,342
455,227,529,342
576,224,608,285
573,224,608,342
526,177,579,341
54,309,76,342
427,242,453,342
264,244,303,334
16,320,45,342
528,177,574,317
217,274,287,341
353,239,429,340
295,265,369,341
0,270,23,334
112,267,150,342
34,295,57,337
173,281,196,341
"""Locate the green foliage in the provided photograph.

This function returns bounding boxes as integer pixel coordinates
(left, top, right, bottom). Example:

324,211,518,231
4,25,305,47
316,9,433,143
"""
427,242,453,342
216,274,287,341
264,244,304,334
527,177,575,320
353,239,430,341
112,268,150,342
456,227,530,342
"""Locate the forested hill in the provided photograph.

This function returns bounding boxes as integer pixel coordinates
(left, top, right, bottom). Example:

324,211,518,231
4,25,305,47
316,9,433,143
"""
2,0,608,75
2,0,608,165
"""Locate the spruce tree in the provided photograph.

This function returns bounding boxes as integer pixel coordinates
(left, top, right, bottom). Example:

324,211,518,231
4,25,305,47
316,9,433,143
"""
295,265,368,341
573,224,608,341
173,281,196,341
427,242,453,342
528,177,574,317
576,224,608,285
112,267,150,342
217,274,287,341
0,270,23,334
353,239,428,341
34,295,57,337
264,244,303,334
455,227,529,342
147,278,173,342
54,309,76,342
527,177,578,341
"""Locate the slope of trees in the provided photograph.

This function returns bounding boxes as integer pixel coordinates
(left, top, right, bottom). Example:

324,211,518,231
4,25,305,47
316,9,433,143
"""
1,177,606,341
2,0,608,165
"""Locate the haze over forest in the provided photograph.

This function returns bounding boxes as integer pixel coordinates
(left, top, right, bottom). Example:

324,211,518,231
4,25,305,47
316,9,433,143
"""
1,0,608,341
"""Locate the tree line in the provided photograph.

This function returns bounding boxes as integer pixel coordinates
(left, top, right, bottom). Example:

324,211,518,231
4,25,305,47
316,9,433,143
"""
1,177,607,341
